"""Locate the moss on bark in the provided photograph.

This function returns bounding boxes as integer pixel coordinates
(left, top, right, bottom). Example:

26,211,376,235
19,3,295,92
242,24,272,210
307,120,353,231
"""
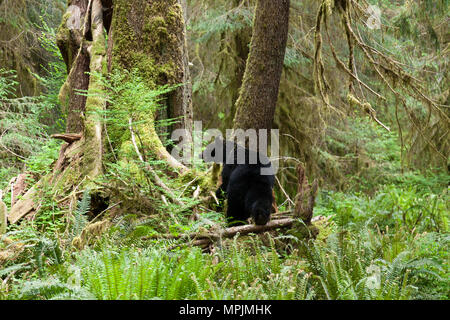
233,0,290,133
110,0,192,136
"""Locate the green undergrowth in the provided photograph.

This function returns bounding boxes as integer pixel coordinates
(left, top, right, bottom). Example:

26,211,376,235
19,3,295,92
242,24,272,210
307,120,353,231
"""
1,172,448,300
1,69,448,299
1,0,448,301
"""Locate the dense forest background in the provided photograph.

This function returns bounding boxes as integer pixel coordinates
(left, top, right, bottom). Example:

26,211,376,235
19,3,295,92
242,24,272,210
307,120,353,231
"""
0,0,448,300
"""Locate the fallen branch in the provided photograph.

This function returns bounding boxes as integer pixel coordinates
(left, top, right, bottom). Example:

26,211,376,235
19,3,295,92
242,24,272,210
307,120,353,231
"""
51,133,82,144
8,186,39,224
144,217,294,240
143,212,326,250
220,218,295,238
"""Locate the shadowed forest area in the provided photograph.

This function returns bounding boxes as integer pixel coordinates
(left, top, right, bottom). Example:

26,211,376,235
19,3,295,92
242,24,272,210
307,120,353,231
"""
0,0,448,301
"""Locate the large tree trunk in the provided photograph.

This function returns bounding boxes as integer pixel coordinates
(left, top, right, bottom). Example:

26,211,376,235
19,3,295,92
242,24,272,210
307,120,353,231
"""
225,0,251,129
108,0,193,138
106,0,191,171
56,0,91,133
233,0,290,133
8,0,192,223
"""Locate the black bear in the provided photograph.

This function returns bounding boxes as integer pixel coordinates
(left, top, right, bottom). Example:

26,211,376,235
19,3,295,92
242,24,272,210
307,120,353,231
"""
202,138,275,226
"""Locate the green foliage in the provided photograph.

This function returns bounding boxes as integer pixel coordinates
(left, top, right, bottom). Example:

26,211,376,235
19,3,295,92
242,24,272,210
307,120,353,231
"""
0,3,66,187
24,139,61,176
31,15,67,133
0,228,64,281
0,70,50,153
68,189,91,244
190,5,253,43
313,181,448,300
86,69,176,153
31,185,65,234
302,231,416,299
1,0,449,303
318,184,448,233
17,278,94,300
408,232,449,299
77,247,217,300
33,237,63,277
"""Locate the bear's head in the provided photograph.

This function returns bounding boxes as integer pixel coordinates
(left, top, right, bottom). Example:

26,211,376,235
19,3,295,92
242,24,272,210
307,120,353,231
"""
251,199,272,225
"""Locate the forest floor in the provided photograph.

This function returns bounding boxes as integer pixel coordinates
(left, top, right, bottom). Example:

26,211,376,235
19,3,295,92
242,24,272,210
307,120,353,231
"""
1,140,448,299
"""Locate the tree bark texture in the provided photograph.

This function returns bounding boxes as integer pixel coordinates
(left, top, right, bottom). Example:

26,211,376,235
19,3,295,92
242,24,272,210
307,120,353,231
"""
9,0,192,224
108,0,193,137
56,0,91,133
233,0,290,133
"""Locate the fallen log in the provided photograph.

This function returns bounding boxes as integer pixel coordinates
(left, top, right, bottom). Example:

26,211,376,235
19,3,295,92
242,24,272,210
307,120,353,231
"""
0,190,7,234
183,215,327,249
8,186,39,224
219,218,295,239
151,216,323,249
10,173,28,207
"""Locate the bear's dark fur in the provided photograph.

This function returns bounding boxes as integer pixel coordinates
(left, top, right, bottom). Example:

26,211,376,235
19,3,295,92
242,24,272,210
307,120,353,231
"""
202,138,275,226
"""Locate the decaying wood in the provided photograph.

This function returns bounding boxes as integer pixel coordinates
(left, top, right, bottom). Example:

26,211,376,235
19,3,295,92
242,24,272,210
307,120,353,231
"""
220,218,295,238
294,164,318,225
144,211,326,251
56,0,91,133
8,186,38,224
155,217,297,246
6,173,28,207
0,190,7,234
53,143,70,173
51,133,82,144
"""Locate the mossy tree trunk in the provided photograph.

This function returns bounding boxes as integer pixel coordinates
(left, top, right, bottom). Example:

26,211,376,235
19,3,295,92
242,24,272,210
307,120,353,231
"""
56,0,91,134
54,0,192,181
9,0,192,221
233,0,290,134
106,0,191,171
108,0,193,138
225,0,251,129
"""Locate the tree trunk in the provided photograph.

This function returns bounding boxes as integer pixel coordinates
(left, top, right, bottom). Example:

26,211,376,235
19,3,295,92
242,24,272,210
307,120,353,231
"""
233,0,290,133
56,0,91,133
108,0,193,138
225,0,251,129
106,0,190,172
9,0,192,222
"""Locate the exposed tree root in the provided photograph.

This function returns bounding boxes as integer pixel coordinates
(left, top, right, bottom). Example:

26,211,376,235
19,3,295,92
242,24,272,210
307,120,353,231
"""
128,119,185,209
